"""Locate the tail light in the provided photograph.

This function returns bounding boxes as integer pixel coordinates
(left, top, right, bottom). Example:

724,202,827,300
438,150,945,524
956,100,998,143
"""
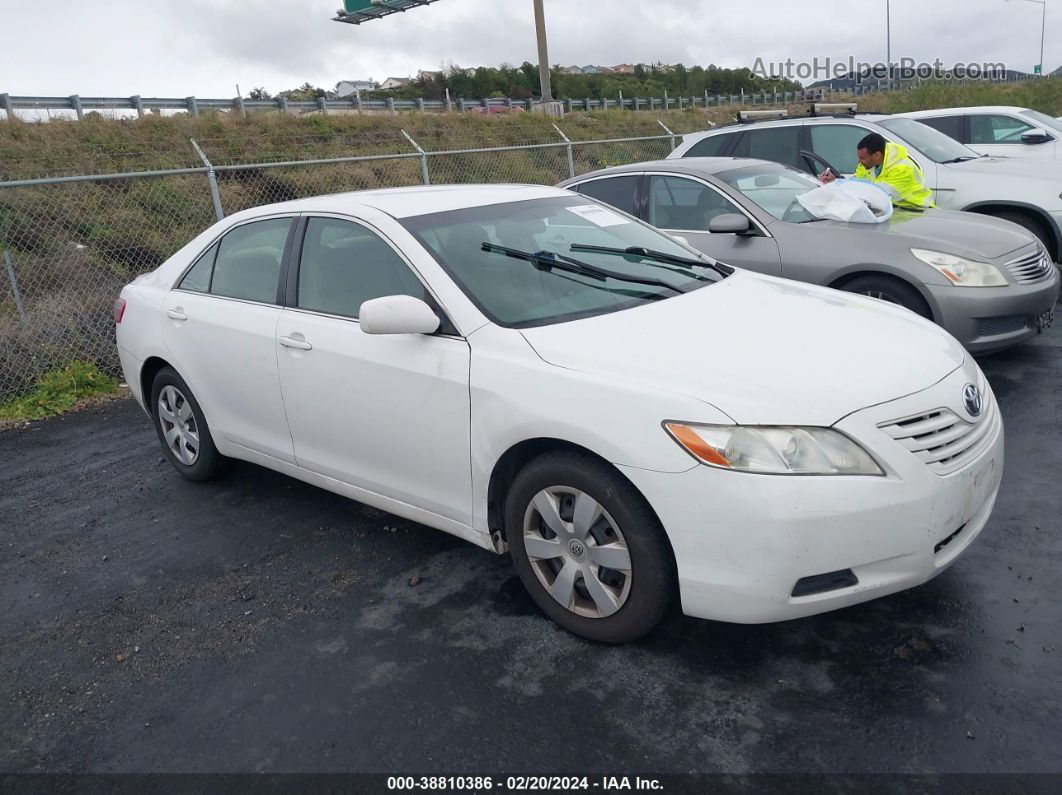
114,297,127,324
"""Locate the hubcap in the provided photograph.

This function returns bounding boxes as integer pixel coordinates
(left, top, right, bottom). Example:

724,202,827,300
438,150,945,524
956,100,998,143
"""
157,385,200,466
522,486,632,619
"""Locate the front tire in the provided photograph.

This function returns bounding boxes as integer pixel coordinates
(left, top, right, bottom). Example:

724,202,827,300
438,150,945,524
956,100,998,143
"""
150,366,226,482
505,451,674,643
841,274,932,319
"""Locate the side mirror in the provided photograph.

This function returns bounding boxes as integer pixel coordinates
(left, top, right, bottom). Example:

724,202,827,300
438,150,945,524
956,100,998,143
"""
708,213,752,235
1021,128,1053,145
359,295,440,335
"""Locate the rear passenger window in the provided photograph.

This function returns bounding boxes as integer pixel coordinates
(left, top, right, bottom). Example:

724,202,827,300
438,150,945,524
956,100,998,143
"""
919,115,963,141
179,243,218,293
731,127,803,169
684,133,735,158
209,218,291,304
574,176,639,216
297,218,427,319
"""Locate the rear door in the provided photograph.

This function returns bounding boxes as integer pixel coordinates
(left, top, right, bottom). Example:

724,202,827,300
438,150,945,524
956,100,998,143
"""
645,174,781,275
163,215,296,462
274,214,473,525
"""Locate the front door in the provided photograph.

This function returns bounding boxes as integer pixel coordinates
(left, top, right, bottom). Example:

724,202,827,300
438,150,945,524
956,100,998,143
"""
645,174,782,275
275,216,473,525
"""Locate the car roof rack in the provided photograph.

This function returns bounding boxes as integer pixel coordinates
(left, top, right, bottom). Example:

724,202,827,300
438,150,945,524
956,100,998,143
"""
736,109,789,123
809,103,858,116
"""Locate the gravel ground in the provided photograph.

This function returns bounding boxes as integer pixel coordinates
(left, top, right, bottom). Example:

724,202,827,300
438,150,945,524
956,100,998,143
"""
1,319,1060,775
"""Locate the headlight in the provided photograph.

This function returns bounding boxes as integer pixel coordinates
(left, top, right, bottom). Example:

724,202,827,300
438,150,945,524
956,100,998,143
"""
911,248,1007,287
664,422,883,475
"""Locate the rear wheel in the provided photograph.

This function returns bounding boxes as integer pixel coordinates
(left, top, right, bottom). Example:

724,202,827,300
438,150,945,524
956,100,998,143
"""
150,367,226,482
840,274,932,319
505,451,674,643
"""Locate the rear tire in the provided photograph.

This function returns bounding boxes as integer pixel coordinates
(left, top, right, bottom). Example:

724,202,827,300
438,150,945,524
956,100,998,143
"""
505,451,674,643
150,367,226,482
840,274,932,319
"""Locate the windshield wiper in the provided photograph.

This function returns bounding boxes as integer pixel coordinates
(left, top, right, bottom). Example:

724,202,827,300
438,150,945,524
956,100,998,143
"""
940,156,978,164
568,243,733,278
480,243,689,294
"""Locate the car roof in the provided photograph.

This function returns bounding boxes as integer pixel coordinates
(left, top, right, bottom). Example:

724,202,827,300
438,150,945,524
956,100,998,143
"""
897,106,1032,117
237,184,572,220
564,157,799,182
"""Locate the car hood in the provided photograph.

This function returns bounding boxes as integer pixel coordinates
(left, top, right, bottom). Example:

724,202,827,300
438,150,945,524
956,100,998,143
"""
946,155,1062,184
519,271,965,426
813,208,1035,261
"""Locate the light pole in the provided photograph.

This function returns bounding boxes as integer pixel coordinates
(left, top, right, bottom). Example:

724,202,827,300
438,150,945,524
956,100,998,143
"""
1006,0,1047,75
886,0,891,71
533,0,553,101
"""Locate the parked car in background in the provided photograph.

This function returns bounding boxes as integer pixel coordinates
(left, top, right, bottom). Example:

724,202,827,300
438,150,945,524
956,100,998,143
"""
668,111,1062,262
116,184,1002,642
559,158,1059,354
895,106,1062,161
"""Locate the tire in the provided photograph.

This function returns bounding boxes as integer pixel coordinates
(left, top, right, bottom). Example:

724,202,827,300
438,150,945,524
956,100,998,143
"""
840,274,932,319
505,451,674,643
993,211,1056,260
150,366,226,482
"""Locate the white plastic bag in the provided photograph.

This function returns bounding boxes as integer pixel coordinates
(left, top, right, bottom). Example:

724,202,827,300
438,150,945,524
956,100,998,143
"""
797,179,894,224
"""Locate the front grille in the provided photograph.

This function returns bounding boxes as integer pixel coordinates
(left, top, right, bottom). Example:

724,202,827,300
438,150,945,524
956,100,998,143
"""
977,315,1029,337
878,391,999,475
1004,247,1053,284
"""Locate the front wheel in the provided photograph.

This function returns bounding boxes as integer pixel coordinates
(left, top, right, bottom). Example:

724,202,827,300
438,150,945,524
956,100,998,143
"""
505,451,674,643
840,274,932,319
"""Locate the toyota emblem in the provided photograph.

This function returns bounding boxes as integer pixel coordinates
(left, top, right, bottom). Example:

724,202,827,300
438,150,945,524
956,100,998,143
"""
962,384,982,417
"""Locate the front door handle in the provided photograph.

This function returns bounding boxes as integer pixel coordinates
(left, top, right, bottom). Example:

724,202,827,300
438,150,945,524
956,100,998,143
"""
167,308,188,321
279,335,313,351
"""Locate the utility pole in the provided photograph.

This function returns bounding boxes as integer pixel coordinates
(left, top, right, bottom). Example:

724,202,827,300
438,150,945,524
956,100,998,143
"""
886,0,891,72
1006,0,1047,76
533,0,553,101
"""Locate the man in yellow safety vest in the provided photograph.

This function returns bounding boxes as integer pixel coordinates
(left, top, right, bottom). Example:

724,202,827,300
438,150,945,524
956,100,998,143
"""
821,132,935,210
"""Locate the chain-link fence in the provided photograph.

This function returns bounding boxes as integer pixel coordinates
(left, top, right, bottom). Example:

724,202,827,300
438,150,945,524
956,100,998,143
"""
0,132,674,400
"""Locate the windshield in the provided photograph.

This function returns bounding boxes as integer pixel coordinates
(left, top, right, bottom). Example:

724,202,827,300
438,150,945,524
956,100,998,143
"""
878,117,981,163
400,196,724,328
714,163,821,223
1020,109,1062,134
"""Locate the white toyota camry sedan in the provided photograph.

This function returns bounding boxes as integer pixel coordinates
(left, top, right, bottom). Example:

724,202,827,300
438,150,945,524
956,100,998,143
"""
115,184,1003,643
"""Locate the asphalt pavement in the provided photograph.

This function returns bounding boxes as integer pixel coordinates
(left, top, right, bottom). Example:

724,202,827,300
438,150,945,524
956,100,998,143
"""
1,319,1060,775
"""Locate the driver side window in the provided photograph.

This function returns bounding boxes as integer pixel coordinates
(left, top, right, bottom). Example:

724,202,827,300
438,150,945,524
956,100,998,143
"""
647,176,742,232
807,125,868,175
297,218,427,319
970,114,1035,145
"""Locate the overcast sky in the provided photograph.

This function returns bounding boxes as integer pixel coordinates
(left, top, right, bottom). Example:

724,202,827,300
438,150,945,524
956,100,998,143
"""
0,0,1053,97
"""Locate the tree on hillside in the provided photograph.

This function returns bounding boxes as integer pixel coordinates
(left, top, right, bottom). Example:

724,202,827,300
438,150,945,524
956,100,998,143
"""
247,87,272,100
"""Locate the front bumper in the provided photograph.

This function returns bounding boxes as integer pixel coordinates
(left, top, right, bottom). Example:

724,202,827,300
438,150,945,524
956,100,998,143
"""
620,365,1003,624
926,266,1060,354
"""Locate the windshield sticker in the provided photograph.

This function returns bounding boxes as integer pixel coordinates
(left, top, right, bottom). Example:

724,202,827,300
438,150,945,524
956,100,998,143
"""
567,204,629,227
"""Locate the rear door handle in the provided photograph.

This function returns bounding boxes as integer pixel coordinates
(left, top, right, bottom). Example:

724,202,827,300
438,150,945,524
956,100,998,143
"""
279,336,313,351
167,309,188,321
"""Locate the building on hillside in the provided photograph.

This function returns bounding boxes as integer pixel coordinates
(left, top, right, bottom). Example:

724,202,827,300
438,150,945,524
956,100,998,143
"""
335,79,377,97
612,63,635,74
581,65,602,74
418,70,441,81
379,76,411,90
561,65,583,75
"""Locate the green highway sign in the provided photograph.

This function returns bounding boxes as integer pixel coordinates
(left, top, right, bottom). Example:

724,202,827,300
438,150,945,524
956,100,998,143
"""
1034,64,1042,74
336,0,442,25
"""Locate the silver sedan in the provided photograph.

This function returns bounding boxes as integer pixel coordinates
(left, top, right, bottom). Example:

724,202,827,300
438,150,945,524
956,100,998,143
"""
559,158,1060,354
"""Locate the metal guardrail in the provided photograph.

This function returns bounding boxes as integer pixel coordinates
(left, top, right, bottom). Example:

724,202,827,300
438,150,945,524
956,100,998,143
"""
1,74,1045,120
2,89,836,119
